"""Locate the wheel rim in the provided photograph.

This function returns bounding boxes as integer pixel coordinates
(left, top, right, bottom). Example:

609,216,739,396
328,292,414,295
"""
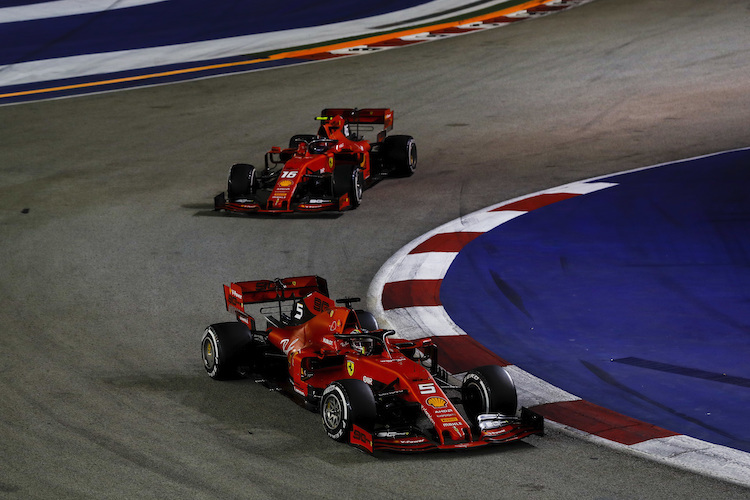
408,142,417,172
463,381,486,418
322,394,342,431
354,171,363,201
202,337,216,371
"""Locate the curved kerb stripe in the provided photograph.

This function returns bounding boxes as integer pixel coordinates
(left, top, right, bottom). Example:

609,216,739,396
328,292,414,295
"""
367,157,750,487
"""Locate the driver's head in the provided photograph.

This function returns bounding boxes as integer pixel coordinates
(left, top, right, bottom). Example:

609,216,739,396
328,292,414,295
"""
351,337,373,356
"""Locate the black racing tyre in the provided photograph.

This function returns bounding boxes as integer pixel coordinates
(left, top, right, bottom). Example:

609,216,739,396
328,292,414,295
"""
461,365,518,424
332,165,363,208
320,379,376,442
201,322,253,380
289,134,317,148
355,310,378,331
351,168,364,207
227,163,256,200
383,135,417,177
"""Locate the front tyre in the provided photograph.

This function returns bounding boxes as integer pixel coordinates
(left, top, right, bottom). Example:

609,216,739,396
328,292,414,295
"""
332,165,364,209
383,135,417,177
227,163,256,201
201,322,252,380
320,379,376,441
350,167,364,207
461,365,518,424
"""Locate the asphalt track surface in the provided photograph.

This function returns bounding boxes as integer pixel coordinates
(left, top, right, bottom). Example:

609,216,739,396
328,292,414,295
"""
1,0,749,498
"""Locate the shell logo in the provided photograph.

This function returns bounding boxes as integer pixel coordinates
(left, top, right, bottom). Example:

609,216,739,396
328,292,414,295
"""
426,396,447,408
279,180,293,187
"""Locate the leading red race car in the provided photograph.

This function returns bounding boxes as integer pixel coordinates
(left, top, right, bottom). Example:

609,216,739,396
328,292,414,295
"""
214,108,417,214
200,276,543,453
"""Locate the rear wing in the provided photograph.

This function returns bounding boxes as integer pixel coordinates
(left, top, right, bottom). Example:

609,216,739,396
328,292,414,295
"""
224,276,329,312
223,276,329,330
319,108,393,132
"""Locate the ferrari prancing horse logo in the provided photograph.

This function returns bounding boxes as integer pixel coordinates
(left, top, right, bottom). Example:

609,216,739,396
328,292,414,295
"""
347,360,355,376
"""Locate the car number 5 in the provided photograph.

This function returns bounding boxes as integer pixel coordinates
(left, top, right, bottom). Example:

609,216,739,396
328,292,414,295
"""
294,302,305,320
418,383,437,395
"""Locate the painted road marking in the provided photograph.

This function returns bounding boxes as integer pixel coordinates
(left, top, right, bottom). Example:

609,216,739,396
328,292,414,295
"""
1,0,595,104
368,149,750,487
0,0,168,23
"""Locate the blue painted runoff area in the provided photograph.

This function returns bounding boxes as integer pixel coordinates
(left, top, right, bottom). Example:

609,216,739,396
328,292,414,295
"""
441,149,750,453
0,0,431,65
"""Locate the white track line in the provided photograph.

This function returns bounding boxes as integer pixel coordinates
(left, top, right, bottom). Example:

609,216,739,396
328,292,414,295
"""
0,0,169,23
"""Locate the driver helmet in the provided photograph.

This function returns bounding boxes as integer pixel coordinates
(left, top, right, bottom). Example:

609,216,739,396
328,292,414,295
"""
350,336,373,356
309,139,333,154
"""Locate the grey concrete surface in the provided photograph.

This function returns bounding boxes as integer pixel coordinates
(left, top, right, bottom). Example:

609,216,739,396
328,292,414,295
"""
1,0,749,497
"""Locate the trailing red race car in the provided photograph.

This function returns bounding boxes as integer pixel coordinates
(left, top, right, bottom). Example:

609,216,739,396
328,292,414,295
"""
200,276,544,453
214,108,417,214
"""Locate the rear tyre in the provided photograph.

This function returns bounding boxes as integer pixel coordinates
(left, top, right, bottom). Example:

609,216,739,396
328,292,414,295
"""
320,379,376,441
227,163,256,201
201,322,253,380
461,365,518,424
383,135,417,177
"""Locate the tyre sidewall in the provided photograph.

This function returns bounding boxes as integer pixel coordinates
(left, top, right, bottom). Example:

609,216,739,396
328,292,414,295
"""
321,383,350,441
228,163,255,200
321,379,376,441
462,372,492,416
201,323,252,380
401,138,417,176
384,135,417,177
332,164,362,207
462,365,518,423
351,167,363,206
201,326,224,379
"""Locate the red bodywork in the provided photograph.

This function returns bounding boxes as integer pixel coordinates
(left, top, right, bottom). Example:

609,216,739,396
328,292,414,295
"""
215,108,395,214
219,276,543,453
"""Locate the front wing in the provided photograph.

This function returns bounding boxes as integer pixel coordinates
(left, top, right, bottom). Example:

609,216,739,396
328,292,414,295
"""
214,192,354,213
352,407,544,453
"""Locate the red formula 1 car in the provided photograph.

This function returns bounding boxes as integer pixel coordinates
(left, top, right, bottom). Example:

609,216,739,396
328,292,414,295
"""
200,276,543,453
214,108,417,214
